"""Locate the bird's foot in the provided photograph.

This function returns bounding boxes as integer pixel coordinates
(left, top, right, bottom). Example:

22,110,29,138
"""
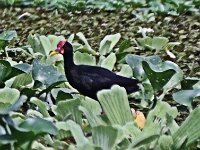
131,108,146,129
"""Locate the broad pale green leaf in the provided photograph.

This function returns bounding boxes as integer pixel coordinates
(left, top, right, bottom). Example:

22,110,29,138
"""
19,117,57,135
157,135,173,150
99,40,111,55
28,34,43,54
55,99,82,124
76,144,95,150
28,34,65,56
55,121,71,140
152,37,169,51
79,106,106,127
11,73,32,89
99,33,121,55
137,36,169,52
13,63,32,73
39,35,52,56
137,37,152,49
32,60,66,88
100,53,116,70
173,89,200,108
27,109,43,118
131,133,159,148
4,95,27,114
68,34,75,43
66,120,89,147
47,35,65,50
74,51,96,66
97,85,132,125
173,107,200,148
30,97,50,117
0,88,20,114
92,126,118,150
144,101,179,134
76,32,92,50
76,32,96,54
0,30,17,41
40,35,65,56
81,97,102,115
117,64,133,77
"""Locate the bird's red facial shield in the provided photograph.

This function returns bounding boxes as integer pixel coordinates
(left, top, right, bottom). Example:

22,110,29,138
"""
49,40,65,56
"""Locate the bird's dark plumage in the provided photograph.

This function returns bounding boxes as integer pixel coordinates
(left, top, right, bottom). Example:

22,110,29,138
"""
52,41,139,100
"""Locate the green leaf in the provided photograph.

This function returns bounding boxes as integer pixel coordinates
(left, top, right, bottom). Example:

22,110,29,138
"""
0,88,20,114
157,135,173,150
30,97,50,117
55,122,71,140
81,97,102,115
0,30,17,41
28,34,65,56
79,106,106,127
137,36,169,51
181,78,200,90
131,133,159,148
117,64,133,78
142,61,176,91
76,32,96,54
97,85,132,125
47,35,65,50
152,37,169,51
74,51,96,66
144,101,179,135
39,35,52,56
137,37,152,49
100,53,116,70
99,33,121,55
118,40,132,53
173,89,200,108
125,54,162,80
92,126,118,150
13,63,32,73
163,62,183,91
32,60,66,88
55,99,82,124
11,73,32,89
66,120,89,147
40,35,65,56
0,60,12,82
173,107,200,148
28,34,43,54
19,117,57,135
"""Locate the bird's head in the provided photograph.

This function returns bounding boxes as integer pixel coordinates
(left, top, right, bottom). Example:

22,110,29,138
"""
49,40,66,56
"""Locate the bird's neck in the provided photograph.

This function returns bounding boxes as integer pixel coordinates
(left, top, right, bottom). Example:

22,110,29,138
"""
63,49,75,72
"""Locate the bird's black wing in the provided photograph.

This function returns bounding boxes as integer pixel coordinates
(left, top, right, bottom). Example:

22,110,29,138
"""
74,65,117,92
68,65,139,99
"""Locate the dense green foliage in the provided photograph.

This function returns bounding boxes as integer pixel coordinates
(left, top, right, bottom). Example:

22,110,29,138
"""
1,30,200,149
0,0,200,15
0,0,200,149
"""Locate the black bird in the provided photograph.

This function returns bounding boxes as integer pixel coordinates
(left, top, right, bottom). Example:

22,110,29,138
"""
50,41,139,100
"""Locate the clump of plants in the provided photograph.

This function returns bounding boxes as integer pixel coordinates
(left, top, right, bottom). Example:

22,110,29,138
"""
1,30,200,149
